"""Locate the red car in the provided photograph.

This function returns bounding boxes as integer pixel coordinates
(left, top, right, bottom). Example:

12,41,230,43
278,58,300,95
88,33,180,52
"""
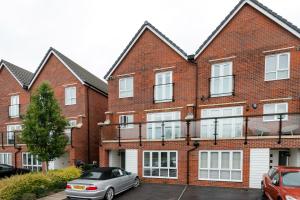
262,166,300,200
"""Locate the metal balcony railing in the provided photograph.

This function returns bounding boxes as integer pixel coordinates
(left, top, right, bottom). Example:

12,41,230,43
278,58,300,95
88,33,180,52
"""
8,104,20,118
153,83,174,103
99,113,300,147
209,75,235,97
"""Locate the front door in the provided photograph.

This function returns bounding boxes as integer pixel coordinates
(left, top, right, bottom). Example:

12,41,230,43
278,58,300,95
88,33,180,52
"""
279,151,289,166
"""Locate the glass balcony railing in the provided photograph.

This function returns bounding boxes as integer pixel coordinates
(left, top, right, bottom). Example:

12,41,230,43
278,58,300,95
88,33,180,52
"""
99,113,300,146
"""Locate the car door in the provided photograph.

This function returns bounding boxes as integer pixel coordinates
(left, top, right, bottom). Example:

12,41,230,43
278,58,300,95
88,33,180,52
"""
268,171,281,200
111,169,123,194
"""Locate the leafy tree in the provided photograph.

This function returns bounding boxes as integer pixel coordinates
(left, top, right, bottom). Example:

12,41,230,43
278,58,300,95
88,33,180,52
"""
22,82,68,171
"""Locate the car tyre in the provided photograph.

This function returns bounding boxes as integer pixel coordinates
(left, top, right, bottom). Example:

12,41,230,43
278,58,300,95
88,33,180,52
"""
133,177,140,188
105,188,114,200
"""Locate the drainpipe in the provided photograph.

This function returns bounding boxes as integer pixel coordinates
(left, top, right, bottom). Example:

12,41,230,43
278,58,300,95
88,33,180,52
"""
187,141,200,185
86,87,90,163
188,55,198,118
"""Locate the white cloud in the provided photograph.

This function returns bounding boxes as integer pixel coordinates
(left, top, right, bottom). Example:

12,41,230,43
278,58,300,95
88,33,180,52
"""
0,0,299,80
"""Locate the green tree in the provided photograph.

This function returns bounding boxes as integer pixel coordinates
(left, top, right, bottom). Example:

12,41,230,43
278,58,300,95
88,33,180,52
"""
22,82,68,171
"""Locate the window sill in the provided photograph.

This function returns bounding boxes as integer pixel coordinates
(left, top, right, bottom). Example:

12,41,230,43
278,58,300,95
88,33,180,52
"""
264,77,290,82
210,93,233,98
154,100,173,103
198,178,243,183
143,176,178,180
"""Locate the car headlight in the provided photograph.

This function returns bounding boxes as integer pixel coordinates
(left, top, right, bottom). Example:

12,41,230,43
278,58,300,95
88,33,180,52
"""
286,195,297,200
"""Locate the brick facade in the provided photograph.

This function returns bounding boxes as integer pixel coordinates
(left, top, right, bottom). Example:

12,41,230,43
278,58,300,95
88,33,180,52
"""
0,50,107,170
100,1,300,189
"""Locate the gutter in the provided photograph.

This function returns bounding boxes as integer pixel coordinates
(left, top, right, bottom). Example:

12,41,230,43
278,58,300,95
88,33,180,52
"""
187,141,199,185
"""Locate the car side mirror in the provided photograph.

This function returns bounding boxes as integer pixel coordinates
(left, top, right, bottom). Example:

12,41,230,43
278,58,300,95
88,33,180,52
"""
272,179,279,186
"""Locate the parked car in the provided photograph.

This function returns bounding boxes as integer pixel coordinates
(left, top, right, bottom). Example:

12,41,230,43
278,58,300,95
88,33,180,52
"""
0,164,30,178
65,167,140,200
262,166,300,200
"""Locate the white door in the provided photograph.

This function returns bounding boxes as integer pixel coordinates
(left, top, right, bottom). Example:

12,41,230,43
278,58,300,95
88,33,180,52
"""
125,149,138,174
249,148,270,188
109,150,121,167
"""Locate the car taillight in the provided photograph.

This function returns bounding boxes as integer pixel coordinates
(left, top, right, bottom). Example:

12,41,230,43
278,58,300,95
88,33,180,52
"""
66,184,72,189
86,186,98,191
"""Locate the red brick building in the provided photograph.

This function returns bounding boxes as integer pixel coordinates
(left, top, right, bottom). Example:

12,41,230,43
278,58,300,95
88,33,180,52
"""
99,0,300,189
0,47,108,171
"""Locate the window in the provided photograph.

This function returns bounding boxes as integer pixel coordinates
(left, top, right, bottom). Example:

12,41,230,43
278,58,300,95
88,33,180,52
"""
143,151,177,179
265,52,290,81
64,120,77,143
65,87,76,105
147,112,180,139
119,77,133,98
0,153,12,165
201,107,243,138
199,151,242,182
263,103,288,121
154,71,173,102
9,95,19,117
119,115,133,129
7,124,22,145
211,62,233,97
22,152,42,172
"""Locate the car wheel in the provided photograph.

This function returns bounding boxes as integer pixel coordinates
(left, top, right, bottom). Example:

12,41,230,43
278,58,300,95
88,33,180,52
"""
133,177,140,188
105,188,114,200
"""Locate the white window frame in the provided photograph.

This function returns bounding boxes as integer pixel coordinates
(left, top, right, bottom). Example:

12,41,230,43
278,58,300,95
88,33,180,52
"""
199,150,243,182
147,111,181,139
143,151,178,179
200,107,243,139
7,124,22,145
119,115,134,129
211,62,233,97
154,71,173,103
22,152,42,172
65,87,76,105
0,153,12,165
9,95,19,118
64,120,77,143
263,102,288,122
119,77,133,98
265,52,290,81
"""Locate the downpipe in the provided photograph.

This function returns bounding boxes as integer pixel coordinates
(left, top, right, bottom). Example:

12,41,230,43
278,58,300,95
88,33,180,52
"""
187,141,200,185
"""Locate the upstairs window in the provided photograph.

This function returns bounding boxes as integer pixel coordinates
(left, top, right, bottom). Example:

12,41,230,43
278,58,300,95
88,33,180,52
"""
263,102,288,121
9,95,19,118
265,52,290,81
119,77,133,98
65,87,76,105
7,124,22,145
119,115,133,129
154,71,173,103
210,62,233,97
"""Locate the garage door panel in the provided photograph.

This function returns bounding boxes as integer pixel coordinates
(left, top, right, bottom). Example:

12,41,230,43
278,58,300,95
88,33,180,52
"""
125,149,138,174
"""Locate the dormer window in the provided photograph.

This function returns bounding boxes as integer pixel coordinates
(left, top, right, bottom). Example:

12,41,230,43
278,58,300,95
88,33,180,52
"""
9,95,19,118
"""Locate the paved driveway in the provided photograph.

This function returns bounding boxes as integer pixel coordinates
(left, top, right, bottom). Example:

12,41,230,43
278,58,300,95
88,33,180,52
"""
114,183,264,200
44,183,264,200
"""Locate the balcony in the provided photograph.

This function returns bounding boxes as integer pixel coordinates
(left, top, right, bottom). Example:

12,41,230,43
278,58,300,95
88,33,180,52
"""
153,83,174,103
99,113,300,146
8,104,20,118
209,75,235,97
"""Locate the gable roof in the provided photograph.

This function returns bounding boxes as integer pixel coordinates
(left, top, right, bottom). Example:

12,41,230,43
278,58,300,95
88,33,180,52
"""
104,21,188,80
0,59,33,88
28,47,108,95
194,0,300,58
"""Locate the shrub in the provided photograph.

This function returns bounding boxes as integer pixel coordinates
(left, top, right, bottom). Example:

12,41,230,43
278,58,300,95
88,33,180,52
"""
0,166,81,200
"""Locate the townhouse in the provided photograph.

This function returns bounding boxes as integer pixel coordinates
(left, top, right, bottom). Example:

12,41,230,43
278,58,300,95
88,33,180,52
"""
0,47,108,171
99,0,300,189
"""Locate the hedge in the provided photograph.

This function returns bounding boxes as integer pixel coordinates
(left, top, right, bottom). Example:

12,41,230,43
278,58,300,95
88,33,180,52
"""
0,166,81,200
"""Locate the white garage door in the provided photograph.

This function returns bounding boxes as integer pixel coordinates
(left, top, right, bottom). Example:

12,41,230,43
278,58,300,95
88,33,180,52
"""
125,149,138,174
249,148,270,188
109,150,120,167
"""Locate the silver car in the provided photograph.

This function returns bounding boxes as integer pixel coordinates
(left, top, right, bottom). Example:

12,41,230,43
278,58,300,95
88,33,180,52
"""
65,167,140,200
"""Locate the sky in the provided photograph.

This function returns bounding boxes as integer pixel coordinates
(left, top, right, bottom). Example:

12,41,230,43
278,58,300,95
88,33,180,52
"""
0,0,299,81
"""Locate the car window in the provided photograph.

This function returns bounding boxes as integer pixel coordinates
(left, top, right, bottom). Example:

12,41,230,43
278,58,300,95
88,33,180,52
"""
80,171,103,180
272,172,280,185
112,169,121,178
282,171,300,187
268,168,275,177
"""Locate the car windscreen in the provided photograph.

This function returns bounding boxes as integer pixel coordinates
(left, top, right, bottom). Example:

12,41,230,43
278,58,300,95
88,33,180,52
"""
282,171,300,187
